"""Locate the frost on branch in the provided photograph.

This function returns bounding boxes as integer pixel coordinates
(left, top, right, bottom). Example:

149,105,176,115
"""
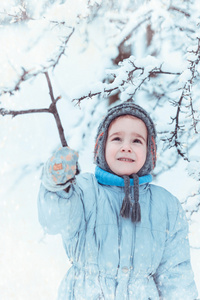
0,0,200,219
188,159,200,182
72,1,200,219
183,159,200,218
0,0,92,95
73,48,199,165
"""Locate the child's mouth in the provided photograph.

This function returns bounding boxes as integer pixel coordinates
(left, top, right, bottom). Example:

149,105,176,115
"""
118,158,134,162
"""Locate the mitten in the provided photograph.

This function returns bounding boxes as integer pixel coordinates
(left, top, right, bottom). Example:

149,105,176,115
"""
41,146,80,193
47,147,80,185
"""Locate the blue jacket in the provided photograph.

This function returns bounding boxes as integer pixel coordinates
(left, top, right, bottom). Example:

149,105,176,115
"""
38,166,198,300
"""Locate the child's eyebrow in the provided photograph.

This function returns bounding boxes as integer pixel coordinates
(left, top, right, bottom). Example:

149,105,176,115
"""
134,133,147,142
108,132,122,138
108,132,147,142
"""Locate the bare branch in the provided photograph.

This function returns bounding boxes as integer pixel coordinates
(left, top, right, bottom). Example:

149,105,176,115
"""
169,5,190,18
50,28,75,69
0,72,68,147
73,86,119,105
167,36,200,159
168,91,188,159
0,1,33,23
0,107,49,117
118,12,152,49
183,192,200,217
44,72,68,147
6,68,32,95
0,26,74,97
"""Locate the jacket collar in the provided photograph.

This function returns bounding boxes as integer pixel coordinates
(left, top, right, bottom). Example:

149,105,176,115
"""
95,166,152,187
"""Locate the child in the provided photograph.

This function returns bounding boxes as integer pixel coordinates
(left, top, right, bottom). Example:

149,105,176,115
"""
38,101,198,300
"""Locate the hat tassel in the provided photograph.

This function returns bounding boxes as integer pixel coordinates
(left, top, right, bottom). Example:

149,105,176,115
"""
120,174,141,223
131,174,141,222
131,201,141,223
120,176,131,218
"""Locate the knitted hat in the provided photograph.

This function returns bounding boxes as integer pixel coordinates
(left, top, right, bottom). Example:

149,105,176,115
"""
94,101,157,222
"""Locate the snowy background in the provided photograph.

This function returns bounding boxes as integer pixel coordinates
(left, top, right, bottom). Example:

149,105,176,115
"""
0,1,200,299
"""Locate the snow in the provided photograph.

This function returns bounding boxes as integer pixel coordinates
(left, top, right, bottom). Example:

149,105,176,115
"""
134,55,160,69
187,159,200,181
1,104,200,299
44,1,89,26
0,175,69,300
155,159,200,292
178,69,193,88
0,0,200,299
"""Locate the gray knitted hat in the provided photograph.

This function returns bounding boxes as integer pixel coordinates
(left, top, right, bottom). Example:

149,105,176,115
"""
94,101,157,222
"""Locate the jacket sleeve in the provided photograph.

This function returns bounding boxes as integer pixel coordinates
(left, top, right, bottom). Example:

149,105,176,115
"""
38,182,85,238
154,196,198,300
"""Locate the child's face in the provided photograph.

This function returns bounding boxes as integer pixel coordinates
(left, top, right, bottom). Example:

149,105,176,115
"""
105,115,147,176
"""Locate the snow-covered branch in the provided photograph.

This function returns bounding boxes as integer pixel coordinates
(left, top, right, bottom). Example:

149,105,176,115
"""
73,55,181,104
0,0,199,216
0,107,50,117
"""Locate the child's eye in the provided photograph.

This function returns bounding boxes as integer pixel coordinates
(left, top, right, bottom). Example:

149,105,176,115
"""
133,139,142,144
112,137,121,141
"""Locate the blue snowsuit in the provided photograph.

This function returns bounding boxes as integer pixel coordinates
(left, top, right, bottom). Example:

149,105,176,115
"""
38,166,198,300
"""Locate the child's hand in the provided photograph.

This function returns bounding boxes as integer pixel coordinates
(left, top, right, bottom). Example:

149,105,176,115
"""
47,147,79,185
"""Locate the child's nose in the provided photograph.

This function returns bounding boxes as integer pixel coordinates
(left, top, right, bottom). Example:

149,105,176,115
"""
121,143,132,152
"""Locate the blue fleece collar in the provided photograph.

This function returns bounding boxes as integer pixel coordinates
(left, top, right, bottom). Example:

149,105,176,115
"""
95,166,152,187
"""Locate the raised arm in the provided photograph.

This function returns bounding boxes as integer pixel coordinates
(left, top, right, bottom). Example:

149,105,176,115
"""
37,147,84,237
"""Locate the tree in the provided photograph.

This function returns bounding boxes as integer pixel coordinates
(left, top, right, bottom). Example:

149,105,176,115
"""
0,1,200,298
1,0,199,215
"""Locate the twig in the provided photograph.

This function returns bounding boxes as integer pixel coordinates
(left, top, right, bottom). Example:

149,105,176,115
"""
169,5,190,18
51,28,75,69
0,72,68,147
44,72,68,147
73,87,119,105
0,108,49,117
169,91,188,159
